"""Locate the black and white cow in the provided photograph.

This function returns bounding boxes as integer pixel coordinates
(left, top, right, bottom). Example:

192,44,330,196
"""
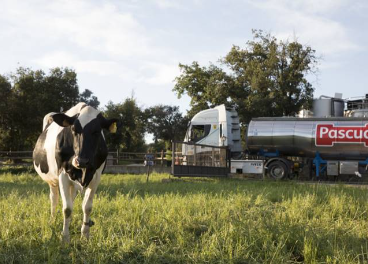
33,103,118,242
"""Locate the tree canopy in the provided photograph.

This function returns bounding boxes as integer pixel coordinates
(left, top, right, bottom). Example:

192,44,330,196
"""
174,30,318,123
103,98,147,152
103,99,189,152
0,65,188,152
145,105,189,146
79,89,100,109
0,66,195,152
0,67,99,150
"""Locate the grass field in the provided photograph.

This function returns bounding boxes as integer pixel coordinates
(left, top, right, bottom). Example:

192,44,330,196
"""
1,169,368,263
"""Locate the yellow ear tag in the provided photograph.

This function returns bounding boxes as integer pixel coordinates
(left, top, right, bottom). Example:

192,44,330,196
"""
109,122,117,133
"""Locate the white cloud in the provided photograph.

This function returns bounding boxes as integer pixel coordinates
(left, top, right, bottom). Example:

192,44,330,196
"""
348,1,368,14
49,3,152,58
36,51,179,86
247,0,359,57
275,15,359,56
149,0,203,9
36,51,125,76
0,0,154,59
151,0,184,9
1,0,366,110
263,0,349,15
141,62,180,85
0,0,180,87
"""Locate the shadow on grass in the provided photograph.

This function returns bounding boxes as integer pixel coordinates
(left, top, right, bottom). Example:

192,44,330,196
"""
0,172,286,200
2,172,368,263
0,239,190,264
2,169,368,207
0,177,47,197
0,165,35,175
261,218,368,263
2,172,367,205
97,176,307,199
1,215,368,264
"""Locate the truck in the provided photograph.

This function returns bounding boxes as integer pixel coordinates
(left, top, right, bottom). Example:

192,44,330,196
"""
174,94,368,180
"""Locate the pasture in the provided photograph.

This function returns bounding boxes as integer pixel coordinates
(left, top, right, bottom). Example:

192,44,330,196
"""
1,169,368,263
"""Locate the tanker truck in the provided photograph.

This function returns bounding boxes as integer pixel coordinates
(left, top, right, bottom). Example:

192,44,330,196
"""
178,94,368,180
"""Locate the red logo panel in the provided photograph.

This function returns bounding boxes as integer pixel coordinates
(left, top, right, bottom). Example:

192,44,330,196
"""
316,124,368,147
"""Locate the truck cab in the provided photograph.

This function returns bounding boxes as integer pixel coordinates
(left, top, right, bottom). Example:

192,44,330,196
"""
184,105,242,157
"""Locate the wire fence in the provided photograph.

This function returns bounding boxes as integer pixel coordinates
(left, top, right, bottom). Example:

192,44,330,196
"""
0,150,169,166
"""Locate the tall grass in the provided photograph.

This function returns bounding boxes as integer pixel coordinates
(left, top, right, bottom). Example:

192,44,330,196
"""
1,171,368,263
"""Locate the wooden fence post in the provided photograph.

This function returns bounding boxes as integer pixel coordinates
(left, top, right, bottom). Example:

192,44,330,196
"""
116,149,119,165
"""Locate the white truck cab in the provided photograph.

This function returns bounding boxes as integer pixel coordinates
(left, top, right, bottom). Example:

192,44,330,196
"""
184,105,242,157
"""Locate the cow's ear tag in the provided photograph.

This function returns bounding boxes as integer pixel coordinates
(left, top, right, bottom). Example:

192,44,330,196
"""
109,122,117,133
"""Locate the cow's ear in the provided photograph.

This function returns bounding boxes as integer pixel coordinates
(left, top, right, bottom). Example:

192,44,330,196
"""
101,118,119,133
51,113,77,127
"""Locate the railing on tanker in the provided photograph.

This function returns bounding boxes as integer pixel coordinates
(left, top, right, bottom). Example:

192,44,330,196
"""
172,141,230,177
0,150,169,166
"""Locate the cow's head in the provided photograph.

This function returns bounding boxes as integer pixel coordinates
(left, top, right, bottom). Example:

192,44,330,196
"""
51,106,118,186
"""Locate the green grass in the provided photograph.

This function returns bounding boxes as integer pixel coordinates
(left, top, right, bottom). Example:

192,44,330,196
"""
1,171,368,263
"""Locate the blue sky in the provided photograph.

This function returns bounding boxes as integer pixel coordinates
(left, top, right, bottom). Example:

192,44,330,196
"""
1,0,367,113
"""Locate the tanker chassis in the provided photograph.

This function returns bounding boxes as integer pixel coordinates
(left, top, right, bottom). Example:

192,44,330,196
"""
180,95,368,180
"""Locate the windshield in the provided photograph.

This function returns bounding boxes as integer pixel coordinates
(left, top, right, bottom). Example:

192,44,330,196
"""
190,125,211,142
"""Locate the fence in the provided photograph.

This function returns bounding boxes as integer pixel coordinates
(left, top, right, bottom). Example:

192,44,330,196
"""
106,150,168,166
172,141,230,177
0,150,169,166
0,151,33,166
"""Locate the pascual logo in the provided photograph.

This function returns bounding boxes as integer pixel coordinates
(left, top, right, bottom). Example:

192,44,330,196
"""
315,124,368,146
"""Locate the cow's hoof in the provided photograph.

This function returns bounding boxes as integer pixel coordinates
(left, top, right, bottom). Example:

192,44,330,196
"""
81,225,90,240
62,234,70,244
81,231,90,240
81,234,90,240
49,216,57,224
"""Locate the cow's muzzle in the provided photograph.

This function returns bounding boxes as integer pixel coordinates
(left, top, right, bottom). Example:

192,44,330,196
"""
77,157,89,168
72,156,89,169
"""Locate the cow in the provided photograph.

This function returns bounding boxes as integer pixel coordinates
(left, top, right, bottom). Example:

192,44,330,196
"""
33,102,118,242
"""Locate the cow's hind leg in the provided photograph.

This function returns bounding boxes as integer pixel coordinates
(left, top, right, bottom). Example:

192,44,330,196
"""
49,184,59,220
59,171,74,243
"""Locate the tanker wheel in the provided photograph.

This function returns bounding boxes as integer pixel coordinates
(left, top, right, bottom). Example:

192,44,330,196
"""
268,161,288,180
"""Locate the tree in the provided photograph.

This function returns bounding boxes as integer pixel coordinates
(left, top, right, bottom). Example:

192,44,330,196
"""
103,98,147,152
173,62,233,119
79,89,100,108
44,67,80,110
0,67,100,150
7,67,81,150
146,105,189,145
0,75,13,150
174,30,317,123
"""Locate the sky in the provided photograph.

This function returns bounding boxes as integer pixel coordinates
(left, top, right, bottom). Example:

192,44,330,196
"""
1,0,368,114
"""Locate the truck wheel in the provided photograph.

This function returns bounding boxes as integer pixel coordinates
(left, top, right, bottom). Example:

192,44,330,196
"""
268,161,288,180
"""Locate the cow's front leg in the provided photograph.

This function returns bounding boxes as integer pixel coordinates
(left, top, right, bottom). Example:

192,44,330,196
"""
49,183,59,220
59,171,74,243
81,187,97,239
